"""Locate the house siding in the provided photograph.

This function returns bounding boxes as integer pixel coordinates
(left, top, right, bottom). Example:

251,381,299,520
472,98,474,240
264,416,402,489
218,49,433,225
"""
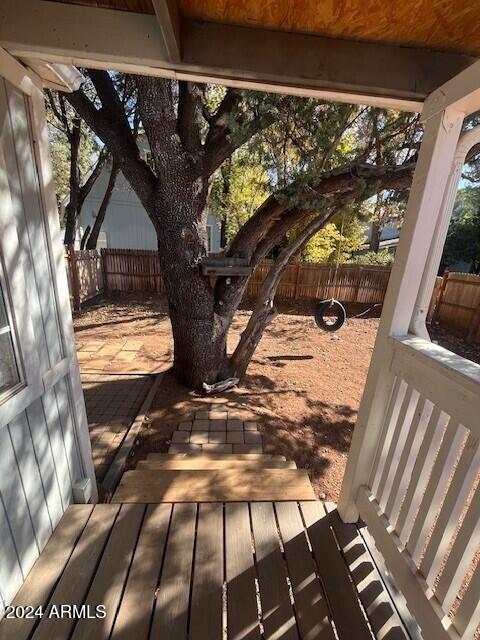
0,79,87,614
78,166,222,252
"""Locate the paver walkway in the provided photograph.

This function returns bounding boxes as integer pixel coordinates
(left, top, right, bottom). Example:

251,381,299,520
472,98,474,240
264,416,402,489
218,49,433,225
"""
168,406,263,454
82,372,152,482
76,338,169,373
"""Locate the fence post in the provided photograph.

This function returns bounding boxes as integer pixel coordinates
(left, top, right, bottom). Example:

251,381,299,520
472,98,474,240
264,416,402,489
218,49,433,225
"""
294,262,302,299
101,248,108,293
431,269,449,324
354,264,362,303
66,243,81,312
467,300,480,343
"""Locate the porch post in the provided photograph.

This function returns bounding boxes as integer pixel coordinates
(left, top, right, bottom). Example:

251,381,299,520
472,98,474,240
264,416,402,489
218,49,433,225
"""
411,125,480,337
338,106,464,522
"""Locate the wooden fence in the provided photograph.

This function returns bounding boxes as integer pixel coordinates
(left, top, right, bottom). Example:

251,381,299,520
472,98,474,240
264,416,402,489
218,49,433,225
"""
102,248,164,294
65,245,104,310
428,271,480,343
100,248,391,304
64,248,480,343
246,260,391,303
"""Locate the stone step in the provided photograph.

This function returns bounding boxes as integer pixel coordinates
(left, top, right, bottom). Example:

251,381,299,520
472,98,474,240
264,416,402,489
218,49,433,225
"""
168,443,263,454
147,452,287,461
112,468,315,503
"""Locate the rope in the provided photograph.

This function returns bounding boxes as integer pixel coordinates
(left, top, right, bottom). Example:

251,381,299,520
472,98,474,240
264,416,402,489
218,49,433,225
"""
350,303,382,318
327,209,347,305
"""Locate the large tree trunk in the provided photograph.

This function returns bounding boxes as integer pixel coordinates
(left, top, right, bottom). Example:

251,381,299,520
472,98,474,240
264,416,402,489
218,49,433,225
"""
151,162,234,388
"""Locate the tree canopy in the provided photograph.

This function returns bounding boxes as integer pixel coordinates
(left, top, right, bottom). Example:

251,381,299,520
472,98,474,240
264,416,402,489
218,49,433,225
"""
442,185,480,274
62,71,424,386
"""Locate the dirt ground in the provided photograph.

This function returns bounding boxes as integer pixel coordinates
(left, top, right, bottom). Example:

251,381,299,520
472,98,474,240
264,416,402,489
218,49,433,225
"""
73,292,479,501
74,293,381,500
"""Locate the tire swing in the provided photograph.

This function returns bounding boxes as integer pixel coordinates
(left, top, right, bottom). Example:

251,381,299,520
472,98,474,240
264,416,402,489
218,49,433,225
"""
314,212,347,333
314,298,346,332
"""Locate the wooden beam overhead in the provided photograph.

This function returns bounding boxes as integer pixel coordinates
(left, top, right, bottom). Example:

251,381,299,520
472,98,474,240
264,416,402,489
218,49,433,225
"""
151,0,181,63
0,0,474,111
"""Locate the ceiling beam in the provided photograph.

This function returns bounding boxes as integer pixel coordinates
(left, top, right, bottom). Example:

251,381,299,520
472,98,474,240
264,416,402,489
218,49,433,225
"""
0,0,474,111
151,0,181,63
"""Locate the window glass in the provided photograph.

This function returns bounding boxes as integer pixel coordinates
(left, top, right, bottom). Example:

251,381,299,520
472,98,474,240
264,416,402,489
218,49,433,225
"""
0,284,20,397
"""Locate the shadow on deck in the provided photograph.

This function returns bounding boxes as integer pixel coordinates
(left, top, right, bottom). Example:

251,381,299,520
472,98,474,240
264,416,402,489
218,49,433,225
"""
0,501,419,640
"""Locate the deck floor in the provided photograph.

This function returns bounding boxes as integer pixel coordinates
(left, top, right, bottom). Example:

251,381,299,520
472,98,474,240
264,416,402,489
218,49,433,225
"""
0,502,415,640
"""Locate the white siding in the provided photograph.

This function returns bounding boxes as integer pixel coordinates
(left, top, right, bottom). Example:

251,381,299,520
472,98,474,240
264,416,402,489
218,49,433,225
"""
0,78,92,615
79,167,223,252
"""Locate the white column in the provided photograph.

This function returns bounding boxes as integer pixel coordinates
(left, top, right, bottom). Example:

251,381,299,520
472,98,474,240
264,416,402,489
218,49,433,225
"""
338,107,464,522
410,125,480,337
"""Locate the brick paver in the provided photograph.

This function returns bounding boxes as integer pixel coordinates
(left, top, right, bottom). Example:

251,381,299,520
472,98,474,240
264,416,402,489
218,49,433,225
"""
82,372,152,483
165,404,264,455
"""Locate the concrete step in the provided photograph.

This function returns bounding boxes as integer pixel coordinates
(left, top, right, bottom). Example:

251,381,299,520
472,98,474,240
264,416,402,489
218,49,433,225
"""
112,468,315,503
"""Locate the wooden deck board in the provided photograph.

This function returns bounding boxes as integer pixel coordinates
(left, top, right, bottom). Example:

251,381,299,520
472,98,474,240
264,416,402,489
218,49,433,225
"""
136,459,296,470
225,502,261,640
189,503,224,640
275,502,334,640
33,504,120,640
150,503,197,640
71,504,145,640
0,505,93,640
111,503,172,640
328,507,410,640
0,502,415,640
300,501,373,640
250,502,299,640
112,469,315,502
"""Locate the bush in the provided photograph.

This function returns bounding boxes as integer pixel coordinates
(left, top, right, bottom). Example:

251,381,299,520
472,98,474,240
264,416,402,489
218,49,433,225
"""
351,250,395,265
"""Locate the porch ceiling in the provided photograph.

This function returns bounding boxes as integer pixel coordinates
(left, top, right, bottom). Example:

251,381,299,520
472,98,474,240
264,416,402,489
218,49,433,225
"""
1,0,477,111
49,0,480,57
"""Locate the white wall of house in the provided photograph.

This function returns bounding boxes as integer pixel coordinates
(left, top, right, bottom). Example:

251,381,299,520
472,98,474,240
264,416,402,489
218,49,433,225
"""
0,75,95,616
78,164,222,253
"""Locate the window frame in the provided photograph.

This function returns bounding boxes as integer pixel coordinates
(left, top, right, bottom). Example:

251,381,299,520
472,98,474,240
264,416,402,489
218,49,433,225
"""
0,149,42,428
0,262,24,404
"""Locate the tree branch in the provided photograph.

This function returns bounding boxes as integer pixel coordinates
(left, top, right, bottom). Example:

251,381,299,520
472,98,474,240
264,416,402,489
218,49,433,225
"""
65,70,157,223
78,147,109,212
229,208,337,377
204,89,275,176
177,80,203,157
227,160,416,261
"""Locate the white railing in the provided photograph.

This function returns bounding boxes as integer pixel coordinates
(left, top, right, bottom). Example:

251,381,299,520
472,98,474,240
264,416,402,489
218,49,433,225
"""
357,336,480,640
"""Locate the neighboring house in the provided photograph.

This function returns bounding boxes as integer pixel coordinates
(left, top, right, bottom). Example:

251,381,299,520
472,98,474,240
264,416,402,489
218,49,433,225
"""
76,155,222,253
356,222,401,256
